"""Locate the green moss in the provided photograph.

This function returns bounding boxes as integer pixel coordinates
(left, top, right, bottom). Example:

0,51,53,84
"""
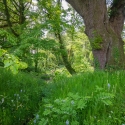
91,34,103,50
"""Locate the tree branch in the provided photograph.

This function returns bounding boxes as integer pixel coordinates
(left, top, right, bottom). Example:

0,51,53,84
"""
7,6,20,16
0,18,7,21
0,22,18,28
2,0,19,37
10,0,20,11
109,0,125,36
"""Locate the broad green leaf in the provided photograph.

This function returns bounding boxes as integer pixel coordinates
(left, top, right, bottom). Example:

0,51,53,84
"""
4,60,13,68
0,49,6,57
19,62,28,69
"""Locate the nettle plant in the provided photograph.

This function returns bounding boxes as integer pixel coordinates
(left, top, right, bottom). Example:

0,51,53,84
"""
38,86,114,125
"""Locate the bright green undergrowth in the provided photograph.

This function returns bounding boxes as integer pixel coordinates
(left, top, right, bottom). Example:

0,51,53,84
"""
38,71,125,125
0,68,44,125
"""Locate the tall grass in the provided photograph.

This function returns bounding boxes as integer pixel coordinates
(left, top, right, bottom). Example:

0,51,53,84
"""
0,68,44,125
39,71,125,125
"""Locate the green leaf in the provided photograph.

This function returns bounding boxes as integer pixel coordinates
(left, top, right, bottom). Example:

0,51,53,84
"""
101,100,113,106
10,64,19,74
0,49,6,57
4,60,13,68
19,62,28,69
39,118,48,125
71,121,79,125
43,109,52,116
77,99,86,109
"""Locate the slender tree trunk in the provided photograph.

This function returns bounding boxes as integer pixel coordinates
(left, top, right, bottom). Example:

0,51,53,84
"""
56,32,76,75
66,0,125,69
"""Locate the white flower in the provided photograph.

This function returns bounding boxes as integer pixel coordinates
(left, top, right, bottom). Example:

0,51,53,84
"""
66,119,69,125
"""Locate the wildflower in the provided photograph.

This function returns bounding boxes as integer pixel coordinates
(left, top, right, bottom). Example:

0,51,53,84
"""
107,83,111,90
11,100,14,103
20,90,22,93
36,114,39,119
66,119,69,125
71,100,74,105
34,119,36,124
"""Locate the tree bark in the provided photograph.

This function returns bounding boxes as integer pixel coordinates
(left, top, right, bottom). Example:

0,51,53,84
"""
66,0,125,69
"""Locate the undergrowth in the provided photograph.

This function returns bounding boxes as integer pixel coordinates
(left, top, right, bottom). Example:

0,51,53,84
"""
1,69,125,125
38,71,125,125
0,68,44,125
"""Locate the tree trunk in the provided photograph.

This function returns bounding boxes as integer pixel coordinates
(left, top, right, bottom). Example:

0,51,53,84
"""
56,32,76,75
66,0,125,69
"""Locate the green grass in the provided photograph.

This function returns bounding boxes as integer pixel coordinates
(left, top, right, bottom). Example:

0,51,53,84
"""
38,71,125,125
1,69,125,125
0,68,44,125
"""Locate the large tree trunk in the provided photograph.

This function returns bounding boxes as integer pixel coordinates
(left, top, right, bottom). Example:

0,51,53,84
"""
66,0,125,69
